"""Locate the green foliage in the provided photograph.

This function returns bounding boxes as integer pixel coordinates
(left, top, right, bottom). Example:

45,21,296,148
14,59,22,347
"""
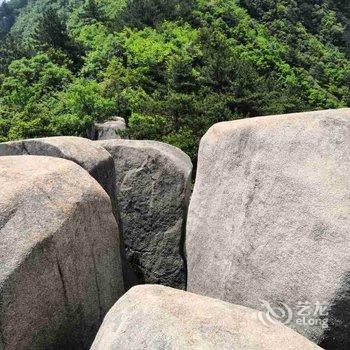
162,127,198,161
120,0,196,29
0,0,28,39
0,0,349,163
55,78,117,122
127,112,170,140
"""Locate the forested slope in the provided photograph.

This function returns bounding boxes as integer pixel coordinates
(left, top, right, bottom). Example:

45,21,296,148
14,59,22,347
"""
0,0,349,161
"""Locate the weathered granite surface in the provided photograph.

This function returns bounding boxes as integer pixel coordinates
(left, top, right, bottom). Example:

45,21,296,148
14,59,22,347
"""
91,285,321,350
186,108,350,348
96,139,192,289
0,136,116,205
93,118,126,140
0,156,124,349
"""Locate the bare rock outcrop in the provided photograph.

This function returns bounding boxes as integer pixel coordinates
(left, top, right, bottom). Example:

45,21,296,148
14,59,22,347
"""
96,140,192,289
0,136,116,206
0,156,124,349
91,285,321,350
91,117,126,140
0,136,132,287
186,108,350,348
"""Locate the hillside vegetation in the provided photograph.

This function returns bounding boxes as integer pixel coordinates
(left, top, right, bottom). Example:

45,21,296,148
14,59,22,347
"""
0,0,349,161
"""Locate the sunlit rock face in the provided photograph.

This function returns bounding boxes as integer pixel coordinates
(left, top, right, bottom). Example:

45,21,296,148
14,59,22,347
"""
186,108,350,348
90,117,126,141
91,285,321,350
0,136,117,207
0,156,124,349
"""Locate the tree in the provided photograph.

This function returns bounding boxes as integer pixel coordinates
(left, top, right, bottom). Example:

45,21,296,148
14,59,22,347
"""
0,0,349,164
34,8,83,71
0,33,26,74
121,0,195,28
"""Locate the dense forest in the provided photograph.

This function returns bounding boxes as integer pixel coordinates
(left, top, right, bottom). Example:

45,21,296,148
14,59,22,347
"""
0,0,349,161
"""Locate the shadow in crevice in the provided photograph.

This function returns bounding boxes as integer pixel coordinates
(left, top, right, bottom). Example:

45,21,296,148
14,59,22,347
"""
319,273,350,350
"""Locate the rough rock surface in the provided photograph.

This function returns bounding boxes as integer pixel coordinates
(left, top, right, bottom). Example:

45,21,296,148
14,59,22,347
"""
93,117,126,140
0,136,116,205
0,136,130,283
96,139,192,289
91,285,321,350
0,156,124,349
186,108,350,348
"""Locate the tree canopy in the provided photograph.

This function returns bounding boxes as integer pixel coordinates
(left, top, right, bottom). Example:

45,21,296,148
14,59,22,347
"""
0,0,349,162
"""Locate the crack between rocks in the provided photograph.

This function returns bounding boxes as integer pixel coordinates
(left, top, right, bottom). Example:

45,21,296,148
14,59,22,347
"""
55,254,86,349
0,208,17,231
56,257,69,308
90,244,103,323
21,142,30,155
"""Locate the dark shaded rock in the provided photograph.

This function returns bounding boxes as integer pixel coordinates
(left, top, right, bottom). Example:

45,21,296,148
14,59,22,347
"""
186,108,350,347
96,140,192,290
0,156,124,349
91,285,321,350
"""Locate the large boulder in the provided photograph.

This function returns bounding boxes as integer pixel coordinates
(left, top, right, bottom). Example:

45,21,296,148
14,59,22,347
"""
0,156,124,349
91,285,321,350
0,136,116,205
91,117,126,140
96,140,192,289
186,108,350,348
0,136,129,283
